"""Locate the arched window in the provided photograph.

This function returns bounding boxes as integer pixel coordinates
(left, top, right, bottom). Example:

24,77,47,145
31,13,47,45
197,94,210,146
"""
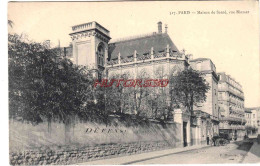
97,44,104,66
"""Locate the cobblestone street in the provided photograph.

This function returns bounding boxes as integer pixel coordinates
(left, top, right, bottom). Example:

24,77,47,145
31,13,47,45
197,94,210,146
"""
126,140,254,164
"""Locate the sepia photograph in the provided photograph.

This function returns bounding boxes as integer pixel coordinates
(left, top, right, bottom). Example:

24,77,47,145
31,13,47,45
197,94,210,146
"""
7,1,260,165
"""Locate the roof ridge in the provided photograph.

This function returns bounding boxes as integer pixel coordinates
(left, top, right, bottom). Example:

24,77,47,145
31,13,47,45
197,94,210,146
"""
245,107,260,110
109,32,166,44
190,58,210,61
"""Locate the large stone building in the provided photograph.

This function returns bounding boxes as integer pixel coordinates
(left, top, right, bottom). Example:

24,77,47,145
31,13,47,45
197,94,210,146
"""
190,58,220,142
217,72,246,139
65,21,221,147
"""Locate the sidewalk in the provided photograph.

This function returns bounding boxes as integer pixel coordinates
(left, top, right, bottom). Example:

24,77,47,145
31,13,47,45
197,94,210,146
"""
243,139,260,163
76,144,209,165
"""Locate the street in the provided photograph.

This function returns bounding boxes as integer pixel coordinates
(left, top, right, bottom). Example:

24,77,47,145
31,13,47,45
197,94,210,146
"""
123,139,255,164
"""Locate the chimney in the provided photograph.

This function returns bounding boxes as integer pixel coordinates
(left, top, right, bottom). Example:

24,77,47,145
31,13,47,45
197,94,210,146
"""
157,21,162,34
165,24,168,34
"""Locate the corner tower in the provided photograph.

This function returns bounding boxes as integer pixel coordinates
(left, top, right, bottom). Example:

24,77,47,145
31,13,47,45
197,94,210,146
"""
69,21,111,77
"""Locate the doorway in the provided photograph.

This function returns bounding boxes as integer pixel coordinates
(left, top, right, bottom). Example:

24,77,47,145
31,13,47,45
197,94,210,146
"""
183,122,188,147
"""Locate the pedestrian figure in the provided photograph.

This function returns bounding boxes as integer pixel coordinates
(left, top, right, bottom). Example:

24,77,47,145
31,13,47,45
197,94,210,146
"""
210,135,214,146
206,135,210,145
244,134,248,140
213,132,218,146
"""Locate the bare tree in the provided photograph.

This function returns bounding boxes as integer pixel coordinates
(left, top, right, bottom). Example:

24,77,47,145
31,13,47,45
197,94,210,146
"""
8,20,14,28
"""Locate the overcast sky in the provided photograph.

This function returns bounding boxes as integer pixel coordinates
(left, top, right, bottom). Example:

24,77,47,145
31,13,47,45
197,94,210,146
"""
8,1,260,108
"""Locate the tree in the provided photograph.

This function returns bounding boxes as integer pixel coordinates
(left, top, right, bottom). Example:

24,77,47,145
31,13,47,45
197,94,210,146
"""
146,66,169,120
8,33,94,124
8,20,14,28
170,67,210,113
133,69,151,118
104,72,133,115
104,69,151,118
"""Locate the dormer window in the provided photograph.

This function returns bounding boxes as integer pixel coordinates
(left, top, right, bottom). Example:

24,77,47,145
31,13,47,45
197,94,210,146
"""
158,50,164,53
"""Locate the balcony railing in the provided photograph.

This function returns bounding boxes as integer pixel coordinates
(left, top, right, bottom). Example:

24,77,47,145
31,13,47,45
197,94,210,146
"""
106,45,189,67
107,59,119,66
71,21,110,37
228,88,244,99
154,52,166,58
219,87,244,100
72,22,93,31
169,52,183,58
121,57,134,63
220,116,246,124
137,54,151,61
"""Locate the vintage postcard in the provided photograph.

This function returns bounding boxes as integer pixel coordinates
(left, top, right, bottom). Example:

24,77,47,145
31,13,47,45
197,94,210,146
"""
8,1,260,165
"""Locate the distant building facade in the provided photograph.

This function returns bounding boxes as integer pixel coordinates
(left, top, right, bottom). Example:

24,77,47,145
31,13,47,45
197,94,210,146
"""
217,72,246,139
244,109,254,135
245,109,252,126
251,109,258,128
245,107,260,135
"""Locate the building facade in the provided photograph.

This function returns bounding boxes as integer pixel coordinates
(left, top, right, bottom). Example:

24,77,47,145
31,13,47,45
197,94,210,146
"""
245,107,260,135
65,21,225,146
245,109,252,128
217,72,246,139
190,58,220,141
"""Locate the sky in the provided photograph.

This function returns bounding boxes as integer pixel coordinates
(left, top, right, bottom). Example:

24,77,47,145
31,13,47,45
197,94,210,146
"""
8,1,260,108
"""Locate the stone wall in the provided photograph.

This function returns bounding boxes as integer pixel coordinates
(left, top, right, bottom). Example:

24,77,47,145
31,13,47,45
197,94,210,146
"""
10,119,182,165
10,141,174,165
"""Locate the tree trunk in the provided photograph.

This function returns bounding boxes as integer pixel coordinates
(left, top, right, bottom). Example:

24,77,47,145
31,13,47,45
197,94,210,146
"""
64,117,71,144
47,116,51,135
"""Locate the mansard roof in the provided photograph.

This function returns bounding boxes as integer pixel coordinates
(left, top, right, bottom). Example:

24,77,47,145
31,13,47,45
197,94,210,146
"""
108,33,179,60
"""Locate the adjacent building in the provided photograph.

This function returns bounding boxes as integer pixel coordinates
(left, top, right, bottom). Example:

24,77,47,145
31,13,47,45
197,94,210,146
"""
217,72,246,139
245,109,252,130
190,58,220,141
245,107,260,135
